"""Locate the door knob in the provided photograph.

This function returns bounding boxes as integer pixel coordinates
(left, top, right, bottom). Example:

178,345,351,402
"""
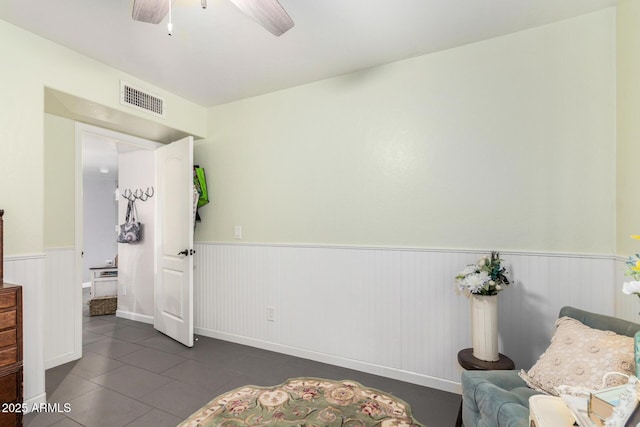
177,249,189,256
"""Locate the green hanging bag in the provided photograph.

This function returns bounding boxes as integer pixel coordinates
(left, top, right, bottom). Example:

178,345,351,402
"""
193,166,209,208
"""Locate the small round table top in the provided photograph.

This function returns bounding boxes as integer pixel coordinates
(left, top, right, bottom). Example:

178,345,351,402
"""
457,348,515,371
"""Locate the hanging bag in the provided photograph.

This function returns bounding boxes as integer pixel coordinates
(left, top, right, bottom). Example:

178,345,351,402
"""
193,166,209,208
117,199,143,243
117,200,131,243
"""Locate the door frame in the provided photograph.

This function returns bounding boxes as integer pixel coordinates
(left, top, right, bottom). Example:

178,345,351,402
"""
71,123,162,363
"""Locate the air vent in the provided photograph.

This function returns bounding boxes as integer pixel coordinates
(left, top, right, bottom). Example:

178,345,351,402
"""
120,81,165,118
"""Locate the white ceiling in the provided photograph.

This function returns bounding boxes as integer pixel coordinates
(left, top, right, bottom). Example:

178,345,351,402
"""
82,133,120,180
81,131,149,180
0,0,618,108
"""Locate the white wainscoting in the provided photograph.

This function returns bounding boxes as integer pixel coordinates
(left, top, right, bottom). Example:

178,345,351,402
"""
193,243,616,394
3,253,46,406
44,248,80,369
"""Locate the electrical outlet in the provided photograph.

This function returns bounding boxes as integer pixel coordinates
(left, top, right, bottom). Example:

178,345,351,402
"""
266,306,275,322
234,225,242,239
122,286,127,296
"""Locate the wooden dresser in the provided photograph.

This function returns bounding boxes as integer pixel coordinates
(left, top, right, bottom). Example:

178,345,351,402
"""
0,283,23,427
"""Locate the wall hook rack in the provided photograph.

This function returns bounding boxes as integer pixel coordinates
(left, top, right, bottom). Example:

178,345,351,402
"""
122,187,154,202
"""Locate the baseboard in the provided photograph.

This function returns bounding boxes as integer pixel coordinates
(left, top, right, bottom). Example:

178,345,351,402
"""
23,392,47,414
115,310,153,325
44,351,81,370
194,326,462,395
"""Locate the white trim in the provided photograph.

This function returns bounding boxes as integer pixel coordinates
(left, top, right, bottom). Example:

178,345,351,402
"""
116,310,154,325
44,352,78,370
23,392,47,414
75,122,164,150
4,253,46,261
194,241,616,260
42,247,75,252
195,327,462,395
74,123,84,379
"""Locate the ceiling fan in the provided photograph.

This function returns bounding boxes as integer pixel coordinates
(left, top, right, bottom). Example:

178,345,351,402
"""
132,0,294,36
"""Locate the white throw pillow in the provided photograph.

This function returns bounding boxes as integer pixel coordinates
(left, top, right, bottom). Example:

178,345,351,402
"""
518,317,634,395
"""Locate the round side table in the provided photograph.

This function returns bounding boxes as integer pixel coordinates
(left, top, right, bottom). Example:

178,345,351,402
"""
455,348,515,427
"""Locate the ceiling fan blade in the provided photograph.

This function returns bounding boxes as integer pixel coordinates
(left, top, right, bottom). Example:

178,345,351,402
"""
132,0,169,24
227,0,294,36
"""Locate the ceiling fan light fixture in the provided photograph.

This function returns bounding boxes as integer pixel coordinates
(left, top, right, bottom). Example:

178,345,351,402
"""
132,0,293,36
167,0,173,35
228,0,294,36
132,0,169,24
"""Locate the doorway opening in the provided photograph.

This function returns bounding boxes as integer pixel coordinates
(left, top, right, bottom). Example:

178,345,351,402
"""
75,123,162,364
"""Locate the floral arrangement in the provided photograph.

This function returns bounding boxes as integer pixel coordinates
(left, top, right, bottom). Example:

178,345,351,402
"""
622,235,640,298
456,251,510,296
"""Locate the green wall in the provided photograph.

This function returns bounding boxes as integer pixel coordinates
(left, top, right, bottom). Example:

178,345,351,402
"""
617,0,640,257
43,114,75,249
196,9,616,254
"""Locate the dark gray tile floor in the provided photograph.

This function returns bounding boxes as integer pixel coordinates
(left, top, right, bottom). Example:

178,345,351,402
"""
25,291,460,426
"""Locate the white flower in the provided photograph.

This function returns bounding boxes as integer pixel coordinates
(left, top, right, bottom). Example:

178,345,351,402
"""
459,265,478,277
622,281,640,295
462,271,490,293
455,252,510,297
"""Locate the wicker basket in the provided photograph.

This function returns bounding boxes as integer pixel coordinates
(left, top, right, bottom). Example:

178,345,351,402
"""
89,296,117,316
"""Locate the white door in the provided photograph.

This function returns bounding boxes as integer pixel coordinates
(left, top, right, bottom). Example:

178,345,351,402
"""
154,136,194,347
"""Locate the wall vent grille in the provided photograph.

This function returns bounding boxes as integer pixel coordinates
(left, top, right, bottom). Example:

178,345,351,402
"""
120,81,165,118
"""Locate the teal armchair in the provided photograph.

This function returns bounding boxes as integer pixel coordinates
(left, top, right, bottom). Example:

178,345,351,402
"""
460,306,640,427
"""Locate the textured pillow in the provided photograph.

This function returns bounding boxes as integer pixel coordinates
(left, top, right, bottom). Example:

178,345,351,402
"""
518,316,634,395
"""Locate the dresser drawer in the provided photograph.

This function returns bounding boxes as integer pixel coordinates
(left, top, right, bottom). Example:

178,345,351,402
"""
0,285,22,427
0,292,15,310
0,411,18,427
0,346,17,368
0,329,16,347
0,310,16,329
0,370,19,402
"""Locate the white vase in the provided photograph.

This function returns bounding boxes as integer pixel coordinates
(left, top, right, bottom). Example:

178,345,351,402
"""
471,294,499,362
